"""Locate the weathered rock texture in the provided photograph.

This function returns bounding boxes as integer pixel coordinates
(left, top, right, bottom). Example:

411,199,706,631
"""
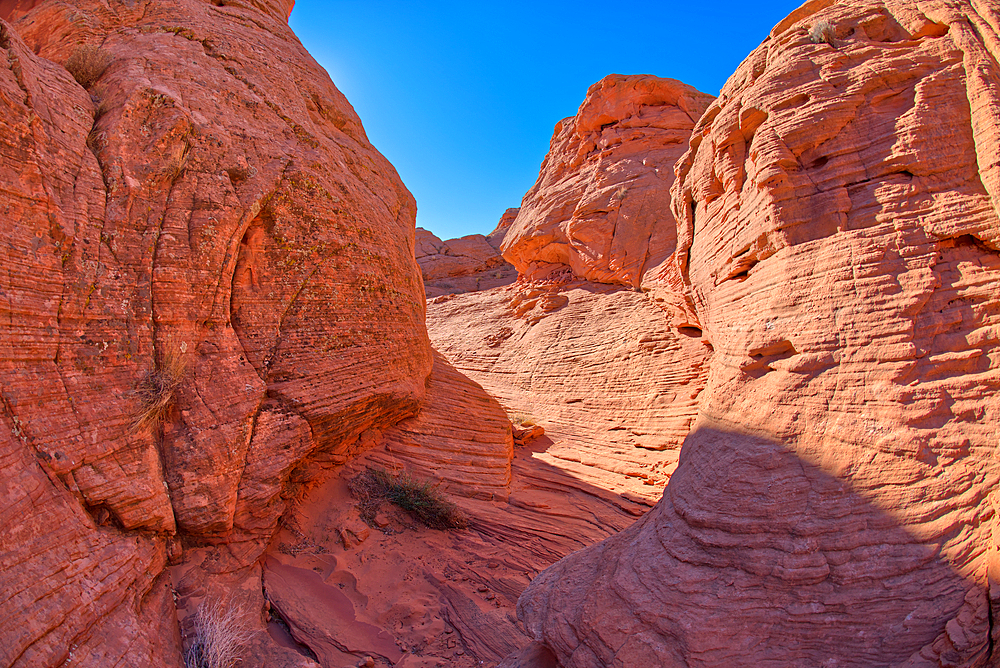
249,437,650,668
0,0,40,21
501,74,714,289
366,349,514,499
515,2,1000,666
428,278,709,502
0,0,430,665
416,208,519,297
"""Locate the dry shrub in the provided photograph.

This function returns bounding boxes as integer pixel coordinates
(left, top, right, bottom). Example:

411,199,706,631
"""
349,468,467,530
64,45,113,88
509,410,536,428
810,20,836,46
184,597,255,668
130,347,186,433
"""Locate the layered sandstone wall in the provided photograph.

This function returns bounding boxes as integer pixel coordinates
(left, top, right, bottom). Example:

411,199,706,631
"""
0,1,432,665
501,74,714,289
416,208,520,297
515,2,1000,666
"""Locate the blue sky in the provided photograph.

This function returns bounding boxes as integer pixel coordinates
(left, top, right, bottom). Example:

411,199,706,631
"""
290,1,804,241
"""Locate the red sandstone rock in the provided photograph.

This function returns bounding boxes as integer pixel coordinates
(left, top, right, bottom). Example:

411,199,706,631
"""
0,0,39,21
488,206,520,251
512,423,544,447
366,350,514,500
417,228,505,281
415,212,519,297
249,438,650,668
514,2,1000,666
427,280,709,500
0,0,430,665
501,74,714,288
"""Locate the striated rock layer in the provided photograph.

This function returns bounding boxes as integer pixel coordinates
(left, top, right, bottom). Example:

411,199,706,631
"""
0,0,430,665
417,208,519,298
516,1,1000,666
427,278,709,502
501,74,714,289
367,349,514,500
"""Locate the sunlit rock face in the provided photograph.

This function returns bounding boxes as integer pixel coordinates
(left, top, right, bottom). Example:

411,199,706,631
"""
0,0,431,665
515,2,1000,666
416,217,518,298
501,74,714,290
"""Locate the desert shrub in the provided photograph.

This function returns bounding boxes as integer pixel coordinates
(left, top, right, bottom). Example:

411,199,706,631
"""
64,45,113,88
810,20,836,46
509,410,536,428
349,468,467,530
184,597,255,668
130,347,186,433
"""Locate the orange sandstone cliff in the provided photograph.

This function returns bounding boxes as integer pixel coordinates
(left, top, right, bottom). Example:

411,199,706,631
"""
3,0,1000,666
427,73,716,510
501,75,714,290
0,0,431,665
511,1,1000,666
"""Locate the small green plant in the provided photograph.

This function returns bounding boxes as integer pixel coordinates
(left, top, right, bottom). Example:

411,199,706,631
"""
349,468,467,530
810,20,836,46
130,346,187,433
64,45,114,88
184,597,254,668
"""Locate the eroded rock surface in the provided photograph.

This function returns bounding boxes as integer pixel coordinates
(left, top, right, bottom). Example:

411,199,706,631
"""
515,2,1000,666
417,208,519,297
501,74,714,289
428,281,709,498
0,0,430,665
367,349,514,500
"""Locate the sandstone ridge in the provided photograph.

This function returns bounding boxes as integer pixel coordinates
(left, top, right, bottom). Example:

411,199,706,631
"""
417,208,519,298
0,0,432,665
513,1,1000,666
501,74,714,289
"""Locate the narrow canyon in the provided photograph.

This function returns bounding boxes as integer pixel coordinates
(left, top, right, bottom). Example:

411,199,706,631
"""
1,1,998,667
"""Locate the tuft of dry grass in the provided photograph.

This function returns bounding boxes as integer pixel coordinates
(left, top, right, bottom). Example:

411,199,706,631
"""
509,410,536,428
810,20,836,46
349,468,467,530
184,597,255,668
64,45,113,89
130,346,186,433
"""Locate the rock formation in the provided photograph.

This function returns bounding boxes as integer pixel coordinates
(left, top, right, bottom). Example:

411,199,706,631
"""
514,1,1000,666
0,0,431,665
366,350,514,500
427,280,709,498
6,0,1000,665
501,74,714,289
416,208,519,297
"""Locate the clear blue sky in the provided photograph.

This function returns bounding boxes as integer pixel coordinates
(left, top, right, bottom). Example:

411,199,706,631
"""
289,1,804,241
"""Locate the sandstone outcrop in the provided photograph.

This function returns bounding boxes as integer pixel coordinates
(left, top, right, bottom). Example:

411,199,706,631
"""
366,350,514,500
416,209,519,297
0,0,430,665
501,74,714,289
428,281,709,499
514,2,1000,666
